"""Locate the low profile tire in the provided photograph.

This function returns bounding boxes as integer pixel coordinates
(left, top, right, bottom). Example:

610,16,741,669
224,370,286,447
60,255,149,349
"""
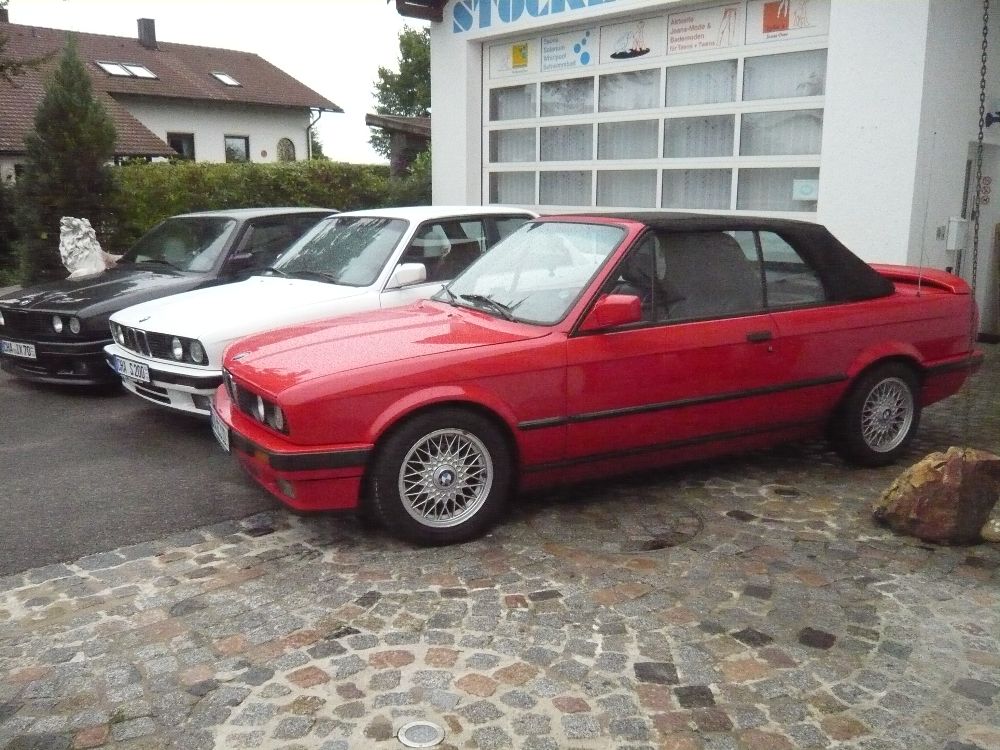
832,363,921,467
371,409,512,545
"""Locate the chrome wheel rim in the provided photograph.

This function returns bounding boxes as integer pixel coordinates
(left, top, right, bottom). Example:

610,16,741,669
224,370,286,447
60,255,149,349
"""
861,377,914,453
399,428,493,528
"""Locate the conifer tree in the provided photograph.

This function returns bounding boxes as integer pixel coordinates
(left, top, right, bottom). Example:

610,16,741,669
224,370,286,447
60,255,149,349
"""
16,36,119,282
370,27,430,162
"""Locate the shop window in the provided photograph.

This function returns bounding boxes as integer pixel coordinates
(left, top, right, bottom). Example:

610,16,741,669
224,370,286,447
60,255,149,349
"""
736,167,820,212
743,49,827,101
665,60,737,107
490,172,535,204
541,171,592,206
598,120,659,160
490,129,536,163
599,69,661,112
277,138,296,162
490,84,536,121
597,170,657,207
740,110,823,156
663,115,734,158
661,169,732,210
167,132,195,161
540,125,593,161
224,136,250,163
541,77,594,117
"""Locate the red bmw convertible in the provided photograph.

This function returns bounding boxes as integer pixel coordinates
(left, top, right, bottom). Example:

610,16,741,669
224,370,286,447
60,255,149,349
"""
212,213,981,545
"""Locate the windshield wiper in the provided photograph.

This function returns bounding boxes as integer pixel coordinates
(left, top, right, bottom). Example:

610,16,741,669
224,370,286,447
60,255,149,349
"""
459,293,515,321
134,258,181,271
437,286,459,305
263,266,289,277
284,269,339,283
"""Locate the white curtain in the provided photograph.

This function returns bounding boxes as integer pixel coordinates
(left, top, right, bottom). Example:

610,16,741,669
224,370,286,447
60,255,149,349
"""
598,120,659,160
490,84,537,121
743,49,827,101
740,110,823,156
541,124,593,161
665,60,737,107
663,115,735,158
597,170,657,207
490,172,535,203
541,78,594,117
737,168,819,212
599,69,661,112
490,128,536,162
661,169,732,209
541,171,592,206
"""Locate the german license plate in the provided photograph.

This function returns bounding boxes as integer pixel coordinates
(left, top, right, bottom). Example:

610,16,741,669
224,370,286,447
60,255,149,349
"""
114,355,150,383
1,340,36,359
211,407,231,453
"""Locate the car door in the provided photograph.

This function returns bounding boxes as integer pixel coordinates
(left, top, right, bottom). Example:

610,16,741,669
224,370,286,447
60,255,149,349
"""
564,229,785,468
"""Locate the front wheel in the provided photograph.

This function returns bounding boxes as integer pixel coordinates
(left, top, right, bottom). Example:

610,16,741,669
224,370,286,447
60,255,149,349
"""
832,363,921,467
370,409,512,545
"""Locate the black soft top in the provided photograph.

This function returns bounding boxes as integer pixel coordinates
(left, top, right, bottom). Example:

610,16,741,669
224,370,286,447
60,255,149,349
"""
542,212,895,304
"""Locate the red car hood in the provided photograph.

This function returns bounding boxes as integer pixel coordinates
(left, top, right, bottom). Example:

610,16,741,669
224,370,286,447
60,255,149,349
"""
225,300,549,392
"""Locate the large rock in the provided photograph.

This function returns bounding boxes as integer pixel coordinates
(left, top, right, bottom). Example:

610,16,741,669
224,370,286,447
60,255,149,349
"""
873,447,1000,544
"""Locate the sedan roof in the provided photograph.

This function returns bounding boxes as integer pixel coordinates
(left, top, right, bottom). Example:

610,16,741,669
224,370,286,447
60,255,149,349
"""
174,207,338,220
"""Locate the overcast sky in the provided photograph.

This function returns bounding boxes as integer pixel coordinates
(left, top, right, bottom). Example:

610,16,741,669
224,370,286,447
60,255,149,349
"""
6,0,428,164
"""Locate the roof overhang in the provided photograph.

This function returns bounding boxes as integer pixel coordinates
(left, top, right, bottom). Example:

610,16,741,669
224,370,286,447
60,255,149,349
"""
392,0,445,22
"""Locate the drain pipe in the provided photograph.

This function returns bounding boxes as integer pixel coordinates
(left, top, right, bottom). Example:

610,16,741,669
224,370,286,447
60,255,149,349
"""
306,109,323,160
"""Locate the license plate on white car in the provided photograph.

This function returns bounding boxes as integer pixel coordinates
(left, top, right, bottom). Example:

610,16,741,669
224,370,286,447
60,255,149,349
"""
1,340,36,359
114,355,150,383
211,407,231,453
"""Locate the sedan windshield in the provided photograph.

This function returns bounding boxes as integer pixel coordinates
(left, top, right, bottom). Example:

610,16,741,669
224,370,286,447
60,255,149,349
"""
121,217,237,272
272,216,408,287
441,221,625,325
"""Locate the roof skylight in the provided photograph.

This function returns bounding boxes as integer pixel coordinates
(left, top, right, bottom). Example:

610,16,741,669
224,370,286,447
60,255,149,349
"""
211,72,241,87
96,61,158,79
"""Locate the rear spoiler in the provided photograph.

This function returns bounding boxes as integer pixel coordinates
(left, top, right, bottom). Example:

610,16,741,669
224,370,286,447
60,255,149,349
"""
869,264,971,294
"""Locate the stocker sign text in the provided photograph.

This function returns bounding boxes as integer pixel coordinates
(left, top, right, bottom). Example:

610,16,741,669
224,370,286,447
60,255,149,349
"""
453,0,617,33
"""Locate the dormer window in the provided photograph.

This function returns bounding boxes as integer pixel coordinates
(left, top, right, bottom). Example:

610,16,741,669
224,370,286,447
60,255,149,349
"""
212,72,241,87
96,61,157,79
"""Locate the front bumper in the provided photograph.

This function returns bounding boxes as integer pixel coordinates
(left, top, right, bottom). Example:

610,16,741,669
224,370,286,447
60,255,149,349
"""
213,387,372,512
104,343,223,416
1,335,117,385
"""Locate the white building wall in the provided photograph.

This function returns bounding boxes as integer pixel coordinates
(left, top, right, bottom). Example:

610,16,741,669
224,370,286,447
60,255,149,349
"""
120,98,312,163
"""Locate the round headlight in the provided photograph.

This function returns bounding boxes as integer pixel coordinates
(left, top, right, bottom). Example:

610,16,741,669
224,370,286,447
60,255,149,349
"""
255,395,266,422
69,317,81,335
52,315,64,333
189,340,206,365
267,405,286,432
0,309,5,326
113,323,125,344
171,337,183,360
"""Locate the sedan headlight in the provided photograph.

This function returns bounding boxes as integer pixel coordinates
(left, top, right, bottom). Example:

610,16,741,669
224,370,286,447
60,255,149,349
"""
255,394,266,422
0,309,5,326
171,337,184,361
52,315,63,333
266,404,286,432
69,317,81,335
189,340,206,365
112,323,125,344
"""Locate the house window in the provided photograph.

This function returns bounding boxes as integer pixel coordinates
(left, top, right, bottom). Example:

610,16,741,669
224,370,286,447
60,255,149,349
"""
225,136,250,163
96,61,157,78
212,72,241,87
167,133,195,161
277,138,296,162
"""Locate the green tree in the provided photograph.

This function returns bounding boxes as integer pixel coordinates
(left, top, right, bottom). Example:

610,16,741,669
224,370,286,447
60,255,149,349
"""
309,127,327,160
369,27,430,160
15,36,119,283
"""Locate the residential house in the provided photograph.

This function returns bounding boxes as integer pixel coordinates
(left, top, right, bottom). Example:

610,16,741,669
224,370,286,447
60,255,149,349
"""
0,12,342,182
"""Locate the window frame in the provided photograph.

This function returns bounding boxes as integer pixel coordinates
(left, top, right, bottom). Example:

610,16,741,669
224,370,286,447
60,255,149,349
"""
224,135,250,163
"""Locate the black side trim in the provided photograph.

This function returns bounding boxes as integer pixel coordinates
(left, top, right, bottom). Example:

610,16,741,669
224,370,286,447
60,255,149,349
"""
230,431,371,472
149,369,224,390
524,418,817,473
518,375,845,431
923,353,984,376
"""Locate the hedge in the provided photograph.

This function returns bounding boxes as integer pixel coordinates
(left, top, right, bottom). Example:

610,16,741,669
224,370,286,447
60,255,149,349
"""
0,159,431,284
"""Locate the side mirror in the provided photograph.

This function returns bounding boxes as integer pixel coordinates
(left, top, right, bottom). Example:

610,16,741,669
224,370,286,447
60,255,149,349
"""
579,294,643,332
386,262,427,289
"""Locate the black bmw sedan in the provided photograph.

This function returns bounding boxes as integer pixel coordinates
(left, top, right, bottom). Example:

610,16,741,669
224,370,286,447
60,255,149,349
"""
0,207,335,386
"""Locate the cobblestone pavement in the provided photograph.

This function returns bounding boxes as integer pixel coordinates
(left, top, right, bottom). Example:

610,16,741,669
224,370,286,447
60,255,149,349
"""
2,348,998,750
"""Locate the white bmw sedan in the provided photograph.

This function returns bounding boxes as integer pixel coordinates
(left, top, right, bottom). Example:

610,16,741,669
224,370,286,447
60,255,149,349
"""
104,205,535,415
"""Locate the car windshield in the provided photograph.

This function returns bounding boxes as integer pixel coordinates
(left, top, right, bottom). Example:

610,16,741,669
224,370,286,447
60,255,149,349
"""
120,217,237,272
441,221,626,325
271,216,408,287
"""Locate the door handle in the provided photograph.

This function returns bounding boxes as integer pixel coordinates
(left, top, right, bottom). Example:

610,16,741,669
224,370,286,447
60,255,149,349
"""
746,330,773,343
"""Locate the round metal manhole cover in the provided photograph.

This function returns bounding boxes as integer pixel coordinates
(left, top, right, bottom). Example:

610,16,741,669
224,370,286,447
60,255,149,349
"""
526,489,702,553
397,720,446,748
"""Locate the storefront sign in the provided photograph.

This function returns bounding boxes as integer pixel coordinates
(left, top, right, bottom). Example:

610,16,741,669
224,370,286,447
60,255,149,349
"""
667,4,743,55
745,0,830,44
542,28,597,71
454,0,618,34
489,39,541,77
599,16,666,65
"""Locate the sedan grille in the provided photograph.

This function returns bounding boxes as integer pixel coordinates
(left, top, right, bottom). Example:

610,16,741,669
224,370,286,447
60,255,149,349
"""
1,309,56,337
223,369,260,419
117,326,175,361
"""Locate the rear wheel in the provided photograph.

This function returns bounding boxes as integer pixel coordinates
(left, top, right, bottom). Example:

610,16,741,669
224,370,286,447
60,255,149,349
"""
832,363,920,467
371,409,511,545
